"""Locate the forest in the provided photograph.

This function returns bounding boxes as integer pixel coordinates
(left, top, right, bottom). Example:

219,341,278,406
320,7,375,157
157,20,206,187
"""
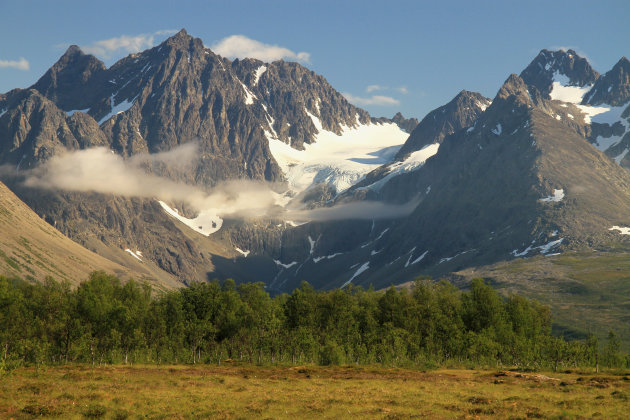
0,271,626,370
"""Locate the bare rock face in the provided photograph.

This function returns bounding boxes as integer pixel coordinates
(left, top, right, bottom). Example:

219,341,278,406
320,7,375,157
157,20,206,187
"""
583,57,630,106
0,89,107,169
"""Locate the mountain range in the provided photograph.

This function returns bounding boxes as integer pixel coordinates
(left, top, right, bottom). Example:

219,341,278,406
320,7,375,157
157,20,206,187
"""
2,31,630,308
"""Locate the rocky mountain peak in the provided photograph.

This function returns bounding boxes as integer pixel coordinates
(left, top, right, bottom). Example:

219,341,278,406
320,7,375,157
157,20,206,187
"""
162,28,202,51
520,49,599,96
496,74,534,106
583,56,630,106
62,44,85,58
392,89,489,160
30,44,106,112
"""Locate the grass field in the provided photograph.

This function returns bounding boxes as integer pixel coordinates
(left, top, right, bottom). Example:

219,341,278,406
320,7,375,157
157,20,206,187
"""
455,249,630,347
1,364,630,419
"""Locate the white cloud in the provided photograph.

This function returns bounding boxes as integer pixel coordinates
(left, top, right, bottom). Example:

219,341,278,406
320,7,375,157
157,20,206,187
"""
210,35,310,63
0,57,29,71
79,30,178,58
396,86,409,95
366,84,385,93
342,93,400,106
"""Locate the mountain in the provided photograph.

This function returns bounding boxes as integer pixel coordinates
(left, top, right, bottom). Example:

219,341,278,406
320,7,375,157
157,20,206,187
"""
261,50,630,291
519,48,599,95
345,90,490,196
0,180,180,289
0,29,409,286
3,32,630,303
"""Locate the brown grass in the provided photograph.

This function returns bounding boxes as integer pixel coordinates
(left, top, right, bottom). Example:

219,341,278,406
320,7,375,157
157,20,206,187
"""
1,364,629,419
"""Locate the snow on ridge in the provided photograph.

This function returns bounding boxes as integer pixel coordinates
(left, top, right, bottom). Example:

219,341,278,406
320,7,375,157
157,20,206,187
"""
539,189,565,203
158,200,222,236
253,65,267,85
491,123,502,135
342,262,369,288
267,114,408,195
610,226,630,235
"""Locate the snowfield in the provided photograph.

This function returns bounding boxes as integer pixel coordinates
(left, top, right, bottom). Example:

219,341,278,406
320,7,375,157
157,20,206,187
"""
549,72,630,151
268,111,409,195
158,201,223,236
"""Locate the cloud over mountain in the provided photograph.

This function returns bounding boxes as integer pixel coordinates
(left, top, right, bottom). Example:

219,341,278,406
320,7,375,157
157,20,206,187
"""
210,35,310,63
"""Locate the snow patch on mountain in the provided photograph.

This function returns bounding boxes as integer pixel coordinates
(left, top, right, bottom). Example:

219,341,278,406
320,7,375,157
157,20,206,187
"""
235,247,250,257
550,72,592,103
313,253,342,263
125,249,143,262
274,260,297,269
343,262,369,287
363,143,440,191
268,115,408,195
591,104,630,151
512,238,563,257
610,226,630,235
66,108,90,117
99,94,136,124
158,201,222,236
253,65,267,85
539,189,565,202
238,80,256,105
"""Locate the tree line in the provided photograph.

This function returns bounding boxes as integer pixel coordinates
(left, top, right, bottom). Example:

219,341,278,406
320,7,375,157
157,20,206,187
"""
0,271,626,370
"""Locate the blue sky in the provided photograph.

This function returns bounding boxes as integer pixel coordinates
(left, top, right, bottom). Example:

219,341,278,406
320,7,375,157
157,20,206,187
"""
1,0,629,119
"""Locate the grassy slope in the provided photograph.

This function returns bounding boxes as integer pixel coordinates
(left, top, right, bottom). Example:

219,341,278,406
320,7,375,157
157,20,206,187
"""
455,248,630,348
1,365,629,419
0,181,180,290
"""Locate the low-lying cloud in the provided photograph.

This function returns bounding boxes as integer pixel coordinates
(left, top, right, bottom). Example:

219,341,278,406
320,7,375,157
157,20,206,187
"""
286,197,420,222
0,57,30,71
20,144,417,223
211,35,310,63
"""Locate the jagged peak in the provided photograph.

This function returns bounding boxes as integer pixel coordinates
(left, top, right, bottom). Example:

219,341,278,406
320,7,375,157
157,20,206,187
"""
63,45,84,57
611,56,630,73
161,28,204,51
583,55,630,106
520,49,599,96
497,74,530,99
